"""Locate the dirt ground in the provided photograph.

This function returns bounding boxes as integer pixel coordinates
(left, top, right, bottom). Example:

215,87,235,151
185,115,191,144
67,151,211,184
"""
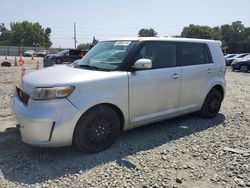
0,56,249,188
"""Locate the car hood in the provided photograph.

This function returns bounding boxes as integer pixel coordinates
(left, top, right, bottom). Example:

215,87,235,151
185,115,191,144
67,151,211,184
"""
232,58,250,65
46,54,56,58
225,57,236,61
21,65,126,94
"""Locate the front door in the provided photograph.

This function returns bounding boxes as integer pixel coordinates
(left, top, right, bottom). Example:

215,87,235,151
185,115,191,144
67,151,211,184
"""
128,41,182,125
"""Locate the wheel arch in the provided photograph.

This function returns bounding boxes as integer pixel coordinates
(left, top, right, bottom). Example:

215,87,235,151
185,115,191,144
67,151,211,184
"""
72,103,125,144
212,84,225,99
201,82,225,108
99,103,125,131
199,84,224,118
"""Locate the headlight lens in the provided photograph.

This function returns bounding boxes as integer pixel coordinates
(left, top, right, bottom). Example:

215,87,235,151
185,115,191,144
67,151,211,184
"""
32,86,74,100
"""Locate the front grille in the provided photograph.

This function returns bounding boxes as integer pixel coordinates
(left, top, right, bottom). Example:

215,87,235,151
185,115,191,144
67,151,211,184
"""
16,87,30,105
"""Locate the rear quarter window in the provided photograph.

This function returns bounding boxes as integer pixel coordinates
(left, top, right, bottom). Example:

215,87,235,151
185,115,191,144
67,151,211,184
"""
180,43,212,66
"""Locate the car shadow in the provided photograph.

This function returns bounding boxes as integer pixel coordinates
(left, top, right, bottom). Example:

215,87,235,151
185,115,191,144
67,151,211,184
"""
232,70,250,73
0,113,225,185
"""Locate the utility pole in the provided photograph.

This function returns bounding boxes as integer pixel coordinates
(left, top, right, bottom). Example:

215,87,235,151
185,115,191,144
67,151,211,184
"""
74,22,77,49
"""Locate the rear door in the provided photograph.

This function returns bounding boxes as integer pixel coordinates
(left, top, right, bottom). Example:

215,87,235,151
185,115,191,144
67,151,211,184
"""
179,42,215,111
128,41,182,125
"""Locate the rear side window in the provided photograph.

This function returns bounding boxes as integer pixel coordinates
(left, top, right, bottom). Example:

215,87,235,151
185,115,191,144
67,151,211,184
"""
180,43,212,66
135,42,177,69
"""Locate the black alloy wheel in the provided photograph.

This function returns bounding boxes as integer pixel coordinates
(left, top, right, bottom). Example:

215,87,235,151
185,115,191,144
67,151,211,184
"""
74,105,121,153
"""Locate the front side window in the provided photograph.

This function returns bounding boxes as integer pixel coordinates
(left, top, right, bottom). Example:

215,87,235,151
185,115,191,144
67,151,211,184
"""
134,42,177,69
57,50,69,56
180,43,211,66
77,41,137,70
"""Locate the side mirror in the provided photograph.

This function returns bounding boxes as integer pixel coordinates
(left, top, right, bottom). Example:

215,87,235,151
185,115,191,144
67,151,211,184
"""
131,59,152,71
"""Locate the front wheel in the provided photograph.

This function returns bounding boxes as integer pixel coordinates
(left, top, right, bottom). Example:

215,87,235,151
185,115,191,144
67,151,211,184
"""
74,106,121,153
55,59,62,64
199,88,222,118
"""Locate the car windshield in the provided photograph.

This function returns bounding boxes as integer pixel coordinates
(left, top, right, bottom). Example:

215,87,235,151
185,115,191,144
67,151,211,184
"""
57,50,68,55
225,54,237,58
238,54,248,58
242,54,250,60
77,41,137,70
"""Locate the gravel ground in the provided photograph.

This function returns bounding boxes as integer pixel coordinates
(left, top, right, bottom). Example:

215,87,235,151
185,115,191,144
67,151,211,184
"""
0,56,249,188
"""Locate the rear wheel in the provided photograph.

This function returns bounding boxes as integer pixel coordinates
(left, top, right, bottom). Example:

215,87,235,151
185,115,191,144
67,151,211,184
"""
239,65,249,72
199,88,222,118
74,106,121,153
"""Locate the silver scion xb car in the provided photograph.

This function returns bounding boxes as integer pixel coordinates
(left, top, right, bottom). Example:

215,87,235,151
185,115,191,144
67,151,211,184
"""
11,38,226,153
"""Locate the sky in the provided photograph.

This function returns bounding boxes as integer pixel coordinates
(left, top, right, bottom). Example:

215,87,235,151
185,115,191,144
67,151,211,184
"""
1,0,250,48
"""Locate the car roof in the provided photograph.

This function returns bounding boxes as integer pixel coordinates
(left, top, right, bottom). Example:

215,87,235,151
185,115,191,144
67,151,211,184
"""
102,37,221,45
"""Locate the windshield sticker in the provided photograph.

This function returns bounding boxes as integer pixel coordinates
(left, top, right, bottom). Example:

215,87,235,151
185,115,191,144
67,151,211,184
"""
114,41,131,46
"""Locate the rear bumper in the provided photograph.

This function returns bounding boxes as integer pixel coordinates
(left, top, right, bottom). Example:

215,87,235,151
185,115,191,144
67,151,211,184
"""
11,94,82,147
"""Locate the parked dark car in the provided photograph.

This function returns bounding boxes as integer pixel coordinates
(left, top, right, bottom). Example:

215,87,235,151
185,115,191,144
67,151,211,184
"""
231,58,250,72
224,54,238,59
44,49,87,64
225,53,249,66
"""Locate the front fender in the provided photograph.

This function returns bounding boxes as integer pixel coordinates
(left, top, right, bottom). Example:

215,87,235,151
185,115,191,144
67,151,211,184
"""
72,91,126,112
68,91,129,129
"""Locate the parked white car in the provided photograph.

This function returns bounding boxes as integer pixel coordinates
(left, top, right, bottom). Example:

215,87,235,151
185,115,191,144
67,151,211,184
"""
37,50,48,58
11,37,226,153
23,50,37,57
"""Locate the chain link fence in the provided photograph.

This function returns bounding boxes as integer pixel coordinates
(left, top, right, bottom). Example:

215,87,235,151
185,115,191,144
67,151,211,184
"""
0,46,62,56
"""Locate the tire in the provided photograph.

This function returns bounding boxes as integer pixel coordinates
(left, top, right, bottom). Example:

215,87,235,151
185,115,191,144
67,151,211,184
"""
74,105,121,153
239,65,249,72
199,88,223,118
55,59,62,64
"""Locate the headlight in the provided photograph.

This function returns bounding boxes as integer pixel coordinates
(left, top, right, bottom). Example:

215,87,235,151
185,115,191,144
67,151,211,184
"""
32,86,74,100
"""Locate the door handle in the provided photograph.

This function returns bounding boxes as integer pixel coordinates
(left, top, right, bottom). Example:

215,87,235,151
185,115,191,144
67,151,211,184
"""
171,73,180,79
207,68,212,73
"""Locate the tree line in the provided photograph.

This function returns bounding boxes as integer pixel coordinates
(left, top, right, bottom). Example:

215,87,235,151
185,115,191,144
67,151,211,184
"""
0,21,52,48
138,21,250,53
1,20,249,53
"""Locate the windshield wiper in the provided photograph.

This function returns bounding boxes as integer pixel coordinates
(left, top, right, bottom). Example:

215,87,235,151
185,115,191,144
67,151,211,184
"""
76,64,100,70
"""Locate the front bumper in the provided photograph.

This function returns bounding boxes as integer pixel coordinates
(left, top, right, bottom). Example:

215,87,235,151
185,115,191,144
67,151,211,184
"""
11,94,82,147
231,63,240,70
226,60,233,66
43,58,55,68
